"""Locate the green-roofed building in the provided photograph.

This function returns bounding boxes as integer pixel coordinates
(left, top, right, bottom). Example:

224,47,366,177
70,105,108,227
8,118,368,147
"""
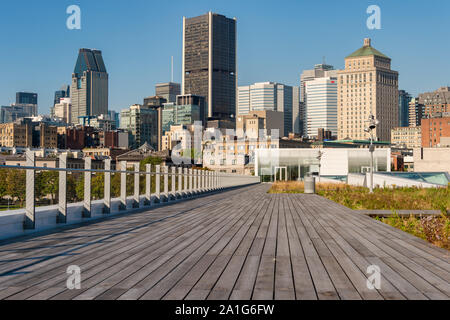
337,38,399,143
346,40,390,59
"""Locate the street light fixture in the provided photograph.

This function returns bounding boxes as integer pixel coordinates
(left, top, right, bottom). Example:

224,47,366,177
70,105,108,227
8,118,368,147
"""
316,149,324,183
364,115,379,193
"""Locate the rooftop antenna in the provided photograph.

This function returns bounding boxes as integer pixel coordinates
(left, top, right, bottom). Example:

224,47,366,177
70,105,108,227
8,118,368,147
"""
323,56,326,65
171,56,174,83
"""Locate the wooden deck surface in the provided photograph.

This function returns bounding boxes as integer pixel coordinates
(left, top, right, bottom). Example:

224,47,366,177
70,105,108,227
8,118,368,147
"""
0,184,448,300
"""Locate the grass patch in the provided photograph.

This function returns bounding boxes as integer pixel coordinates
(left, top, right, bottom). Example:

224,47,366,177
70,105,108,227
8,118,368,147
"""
269,181,450,250
375,213,450,250
269,181,450,213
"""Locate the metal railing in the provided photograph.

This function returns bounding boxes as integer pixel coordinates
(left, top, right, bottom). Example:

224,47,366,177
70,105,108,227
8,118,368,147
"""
0,151,260,231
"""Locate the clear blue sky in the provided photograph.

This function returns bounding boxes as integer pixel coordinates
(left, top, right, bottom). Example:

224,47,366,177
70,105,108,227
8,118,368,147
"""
0,0,449,114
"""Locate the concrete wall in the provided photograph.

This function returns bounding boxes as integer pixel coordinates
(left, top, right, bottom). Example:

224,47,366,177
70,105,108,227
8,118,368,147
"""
413,147,450,173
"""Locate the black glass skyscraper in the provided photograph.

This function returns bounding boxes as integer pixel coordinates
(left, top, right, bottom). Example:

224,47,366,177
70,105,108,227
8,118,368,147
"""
16,92,37,105
182,12,237,120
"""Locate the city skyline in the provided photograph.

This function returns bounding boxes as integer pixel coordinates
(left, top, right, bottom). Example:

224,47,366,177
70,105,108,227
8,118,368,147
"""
0,1,449,115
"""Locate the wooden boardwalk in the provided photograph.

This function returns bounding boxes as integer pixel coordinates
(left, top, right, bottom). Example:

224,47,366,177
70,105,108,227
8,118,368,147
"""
0,184,448,300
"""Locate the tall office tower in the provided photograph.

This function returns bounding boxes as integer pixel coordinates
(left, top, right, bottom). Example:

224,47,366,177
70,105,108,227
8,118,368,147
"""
14,92,38,117
408,97,423,127
51,85,70,118
298,101,305,136
300,64,337,136
338,38,399,141
54,85,70,106
237,85,251,115
418,87,450,117
304,77,338,138
143,96,167,151
161,103,202,133
292,87,301,134
399,90,412,127
300,64,335,102
16,92,38,105
155,82,181,103
108,110,120,128
177,94,207,125
237,82,293,137
182,12,237,119
120,104,158,150
71,48,108,124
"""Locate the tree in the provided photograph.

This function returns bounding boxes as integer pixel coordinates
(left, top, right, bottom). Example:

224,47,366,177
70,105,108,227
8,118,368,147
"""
139,156,163,170
0,169,8,200
6,169,26,206
36,171,59,204
75,175,85,200
67,174,78,202
91,173,104,200
139,156,164,192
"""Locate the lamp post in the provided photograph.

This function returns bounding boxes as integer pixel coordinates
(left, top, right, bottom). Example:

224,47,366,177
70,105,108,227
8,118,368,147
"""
364,115,379,193
316,150,323,183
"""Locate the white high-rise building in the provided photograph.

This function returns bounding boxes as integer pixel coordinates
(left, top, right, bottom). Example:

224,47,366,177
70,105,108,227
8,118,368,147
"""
53,98,72,124
304,77,338,137
300,64,337,137
237,85,251,114
237,82,296,136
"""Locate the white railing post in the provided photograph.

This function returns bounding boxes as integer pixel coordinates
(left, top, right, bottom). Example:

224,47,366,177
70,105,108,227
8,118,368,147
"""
163,166,169,202
145,164,152,206
82,157,92,218
24,150,35,230
178,167,183,199
193,169,198,195
204,170,207,192
214,172,218,190
171,167,176,201
133,163,140,208
155,165,161,203
201,170,205,193
57,154,67,223
189,168,193,196
183,168,188,197
208,171,212,191
208,171,211,191
119,161,127,211
103,159,111,214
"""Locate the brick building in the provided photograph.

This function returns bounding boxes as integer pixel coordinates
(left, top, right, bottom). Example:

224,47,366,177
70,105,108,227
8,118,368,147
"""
421,113,450,147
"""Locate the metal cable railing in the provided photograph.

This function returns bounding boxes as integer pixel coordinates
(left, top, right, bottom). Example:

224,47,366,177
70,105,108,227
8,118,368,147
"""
0,151,260,231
